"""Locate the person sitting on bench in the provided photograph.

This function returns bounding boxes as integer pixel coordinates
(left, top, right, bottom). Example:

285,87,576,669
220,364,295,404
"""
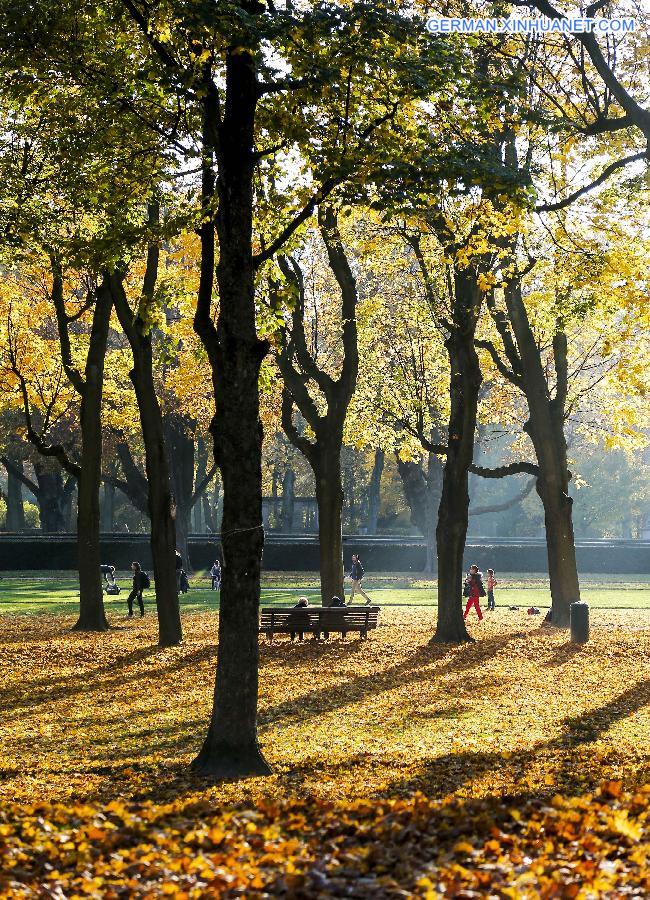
288,597,310,641
323,594,346,640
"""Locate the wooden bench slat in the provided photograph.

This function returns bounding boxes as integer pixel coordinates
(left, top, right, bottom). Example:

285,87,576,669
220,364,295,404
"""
259,606,380,640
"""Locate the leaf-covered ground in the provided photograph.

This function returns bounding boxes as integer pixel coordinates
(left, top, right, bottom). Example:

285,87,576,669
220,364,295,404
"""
1,608,648,897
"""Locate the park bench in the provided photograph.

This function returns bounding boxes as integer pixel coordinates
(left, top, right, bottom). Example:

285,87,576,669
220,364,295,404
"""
259,606,380,641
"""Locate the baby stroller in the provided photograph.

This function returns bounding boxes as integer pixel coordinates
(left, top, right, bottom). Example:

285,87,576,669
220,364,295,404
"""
100,564,121,595
179,569,190,594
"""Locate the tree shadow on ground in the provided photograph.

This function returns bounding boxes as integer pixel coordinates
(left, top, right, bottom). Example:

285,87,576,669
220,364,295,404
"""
0,642,217,723
383,676,650,801
546,641,586,667
258,632,522,729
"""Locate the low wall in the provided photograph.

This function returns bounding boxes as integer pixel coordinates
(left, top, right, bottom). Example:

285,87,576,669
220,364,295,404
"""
0,535,648,574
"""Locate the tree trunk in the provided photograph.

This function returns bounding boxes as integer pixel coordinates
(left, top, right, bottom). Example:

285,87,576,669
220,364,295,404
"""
193,437,207,533
64,481,76,531
73,280,112,633
109,268,183,648
6,460,25,531
433,270,483,644
504,283,580,626
366,449,384,535
314,443,345,605
34,465,68,532
192,49,270,778
281,468,295,532
537,473,580,626
166,415,195,574
424,454,443,574
101,481,115,532
396,453,441,574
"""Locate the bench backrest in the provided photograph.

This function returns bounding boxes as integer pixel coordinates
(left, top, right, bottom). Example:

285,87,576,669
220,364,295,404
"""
260,607,380,630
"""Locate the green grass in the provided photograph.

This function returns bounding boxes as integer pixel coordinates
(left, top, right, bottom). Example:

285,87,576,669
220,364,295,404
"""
0,570,649,616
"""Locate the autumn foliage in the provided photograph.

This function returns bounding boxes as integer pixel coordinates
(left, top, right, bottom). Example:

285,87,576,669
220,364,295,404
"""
1,609,648,896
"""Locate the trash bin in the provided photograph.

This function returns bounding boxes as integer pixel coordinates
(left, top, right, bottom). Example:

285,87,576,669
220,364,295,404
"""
570,601,589,643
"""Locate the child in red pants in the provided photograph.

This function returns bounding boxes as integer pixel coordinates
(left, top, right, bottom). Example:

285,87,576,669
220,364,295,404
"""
463,564,485,622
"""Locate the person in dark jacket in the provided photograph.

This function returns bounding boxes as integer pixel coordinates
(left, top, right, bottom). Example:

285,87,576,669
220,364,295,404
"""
322,595,347,640
175,550,183,593
347,554,371,605
288,597,310,641
127,561,145,618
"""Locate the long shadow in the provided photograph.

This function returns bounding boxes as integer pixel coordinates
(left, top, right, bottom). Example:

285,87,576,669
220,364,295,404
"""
383,676,650,801
259,632,522,728
0,642,217,723
546,641,586,668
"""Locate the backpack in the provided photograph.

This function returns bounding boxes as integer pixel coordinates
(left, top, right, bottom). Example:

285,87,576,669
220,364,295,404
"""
141,571,151,589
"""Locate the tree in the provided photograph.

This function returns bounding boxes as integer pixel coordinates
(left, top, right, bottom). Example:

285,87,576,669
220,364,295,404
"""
274,209,360,605
0,260,112,630
108,203,183,648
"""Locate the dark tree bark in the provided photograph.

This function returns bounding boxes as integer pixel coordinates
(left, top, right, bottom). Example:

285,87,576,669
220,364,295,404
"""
191,49,271,778
108,223,183,647
478,277,580,626
112,441,150,514
33,465,70,532
68,278,113,632
193,436,208,533
281,468,295,532
2,457,74,533
396,451,442,573
275,207,360,605
5,459,25,531
432,268,486,643
165,414,195,574
313,436,345,603
366,449,384,535
101,481,115,532
12,262,112,629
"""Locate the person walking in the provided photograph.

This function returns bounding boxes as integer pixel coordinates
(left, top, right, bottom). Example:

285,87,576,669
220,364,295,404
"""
175,550,183,594
210,559,221,590
127,561,146,618
486,568,497,611
463,564,485,623
347,554,371,605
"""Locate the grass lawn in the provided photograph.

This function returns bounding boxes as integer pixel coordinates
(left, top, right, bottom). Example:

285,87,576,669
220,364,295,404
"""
0,569,649,616
0,608,648,896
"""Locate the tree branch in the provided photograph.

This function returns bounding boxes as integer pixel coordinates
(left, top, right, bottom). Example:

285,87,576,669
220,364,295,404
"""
190,463,217,507
469,477,536,515
536,152,648,212
475,338,521,387
470,461,539,478
0,456,39,497
253,177,339,269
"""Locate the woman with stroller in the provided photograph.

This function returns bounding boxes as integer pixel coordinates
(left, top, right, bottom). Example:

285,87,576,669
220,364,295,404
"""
210,559,221,590
127,561,146,618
